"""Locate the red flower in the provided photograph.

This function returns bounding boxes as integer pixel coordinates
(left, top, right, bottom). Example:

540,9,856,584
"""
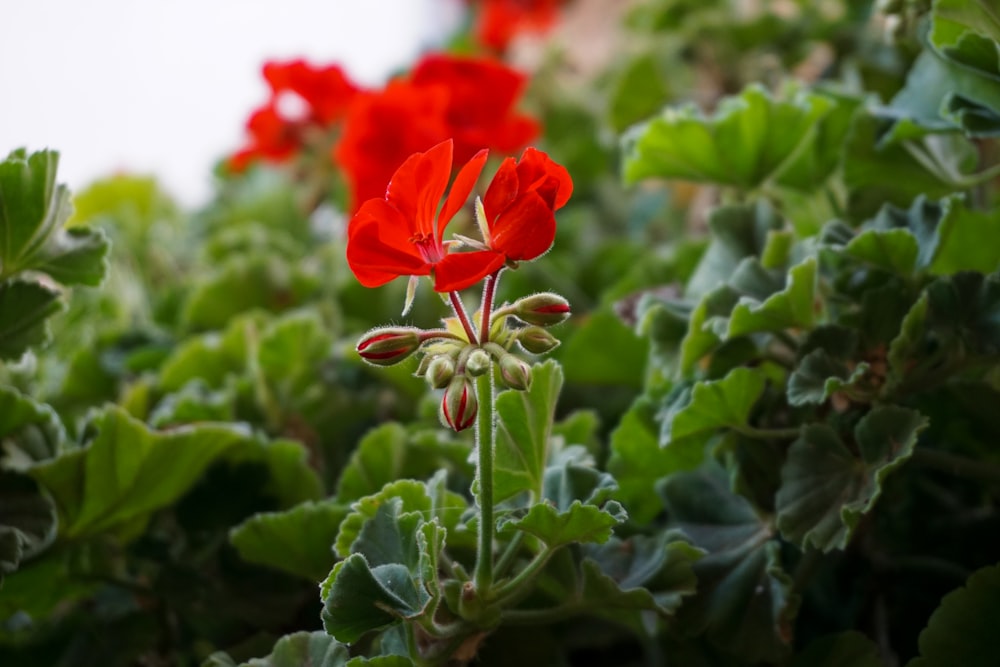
228,105,299,172
475,147,572,264
335,54,539,213
346,140,501,292
472,0,565,52
346,140,572,295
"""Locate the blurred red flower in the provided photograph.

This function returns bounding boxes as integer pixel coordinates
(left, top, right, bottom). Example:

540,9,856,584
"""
335,54,539,213
346,139,571,294
472,0,566,52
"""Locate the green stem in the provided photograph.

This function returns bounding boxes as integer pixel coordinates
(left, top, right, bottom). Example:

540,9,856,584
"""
474,371,495,595
911,447,1000,487
480,270,502,344
735,425,801,440
501,600,583,626
494,531,525,579
449,292,478,345
491,547,555,604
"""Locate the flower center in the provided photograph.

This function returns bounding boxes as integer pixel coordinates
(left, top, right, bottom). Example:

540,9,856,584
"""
409,232,445,264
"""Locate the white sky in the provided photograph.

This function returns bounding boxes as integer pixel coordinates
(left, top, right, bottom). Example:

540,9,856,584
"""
0,0,463,205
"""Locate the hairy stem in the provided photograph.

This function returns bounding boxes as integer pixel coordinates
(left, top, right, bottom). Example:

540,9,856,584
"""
449,292,478,345
480,270,502,344
474,370,495,594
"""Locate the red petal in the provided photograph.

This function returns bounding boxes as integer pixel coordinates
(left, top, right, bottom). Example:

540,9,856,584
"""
482,157,519,223
439,149,488,238
385,140,453,238
433,250,505,292
347,201,430,287
489,191,556,261
516,148,573,210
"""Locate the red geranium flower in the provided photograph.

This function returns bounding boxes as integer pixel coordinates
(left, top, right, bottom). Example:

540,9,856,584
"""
346,139,572,295
346,140,499,293
472,0,566,52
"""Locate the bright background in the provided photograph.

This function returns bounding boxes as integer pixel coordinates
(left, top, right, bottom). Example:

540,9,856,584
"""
0,0,462,205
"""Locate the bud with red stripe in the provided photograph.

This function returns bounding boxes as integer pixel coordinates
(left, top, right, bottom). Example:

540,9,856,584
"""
511,293,571,327
356,327,422,366
441,375,478,432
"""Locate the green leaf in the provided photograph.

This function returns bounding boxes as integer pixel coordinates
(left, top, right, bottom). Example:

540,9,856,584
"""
663,367,768,448
336,424,469,503
494,360,563,505
911,562,1000,667
844,229,919,276
231,631,350,667
506,500,626,547
0,149,71,279
320,554,429,644
790,631,884,667
660,464,797,662
230,500,349,581
0,470,57,583
622,84,835,190
0,384,66,467
775,407,927,552
28,406,249,539
607,396,704,524
0,280,63,361
556,308,648,388
679,286,739,374
608,53,671,132
928,199,1000,275
158,313,257,392
34,226,110,286
787,349,871,406
727,257,817,337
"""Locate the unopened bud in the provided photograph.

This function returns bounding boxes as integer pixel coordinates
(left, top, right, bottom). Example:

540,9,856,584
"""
356,327,422,366
498,354,532,391
516,326,560,355
512,293,570,327
465,349,492,377
441,376,478,432
426,356,456,389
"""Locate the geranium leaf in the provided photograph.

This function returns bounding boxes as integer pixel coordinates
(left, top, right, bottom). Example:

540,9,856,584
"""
556,309,648,389
494,360,563,504
0,149,71,279
232,631,350,667
679,286,739,374
159,313,258,392
34,226,110,287
911,562,1000,667
787,349,870,406
607,396,704,524
0,470,57,584
607,53,671,133
0,280,63,361
504,500,626,548
776,407,927,552
622,84,835,191
727,257,816,337
790,631,883,667
660,464,797,662
928,199,1000,275
0,384,66,467
28,406,249,540
230,500,350,581
662,367,769,448
320,554,428,644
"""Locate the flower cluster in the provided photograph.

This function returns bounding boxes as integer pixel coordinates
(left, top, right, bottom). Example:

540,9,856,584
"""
229,54,539,213
467,0,570,52
350,138,572,432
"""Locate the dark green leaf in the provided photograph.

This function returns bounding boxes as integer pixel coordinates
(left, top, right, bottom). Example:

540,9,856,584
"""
790,631,884,667
775,407,926,552
230,500,349,581
556,309,648,388
0,280,62,361
787,349,871,406
237,631,350,667
0,470,57,582
727,257,816,337
911,562,1000,667
0,384,65,467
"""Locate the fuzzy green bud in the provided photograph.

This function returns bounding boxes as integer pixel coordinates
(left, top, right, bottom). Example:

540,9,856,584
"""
426,355,456,389
516,326,560,355
512,293,571,327
441,375,478,432
497,353,532,391
356,327,422,366
465,348,492,377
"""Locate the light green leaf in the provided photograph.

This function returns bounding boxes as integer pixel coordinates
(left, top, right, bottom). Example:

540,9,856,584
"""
0,280,63,361
911,562,1000,667
28,406,249,539
663,367,768,448
929,200,1000,275
494,360,563,505
230,500,349,581
0,149,71,279
556,309,648,389
608,53,671,132
678,286,739,374
159,313,257,392
776,407,927,552
727,257,816,337
236,631,350,667
844,229,920,276
506,500,626,547
34,226,110,287
622,84,835,191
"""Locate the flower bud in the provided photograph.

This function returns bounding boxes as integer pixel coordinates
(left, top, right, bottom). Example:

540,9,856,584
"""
426,355,455,389
465,348,492,377
356,327,422,366
441,375,478,432
516,326,560,355
497,354,532,391
512,293,570,327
